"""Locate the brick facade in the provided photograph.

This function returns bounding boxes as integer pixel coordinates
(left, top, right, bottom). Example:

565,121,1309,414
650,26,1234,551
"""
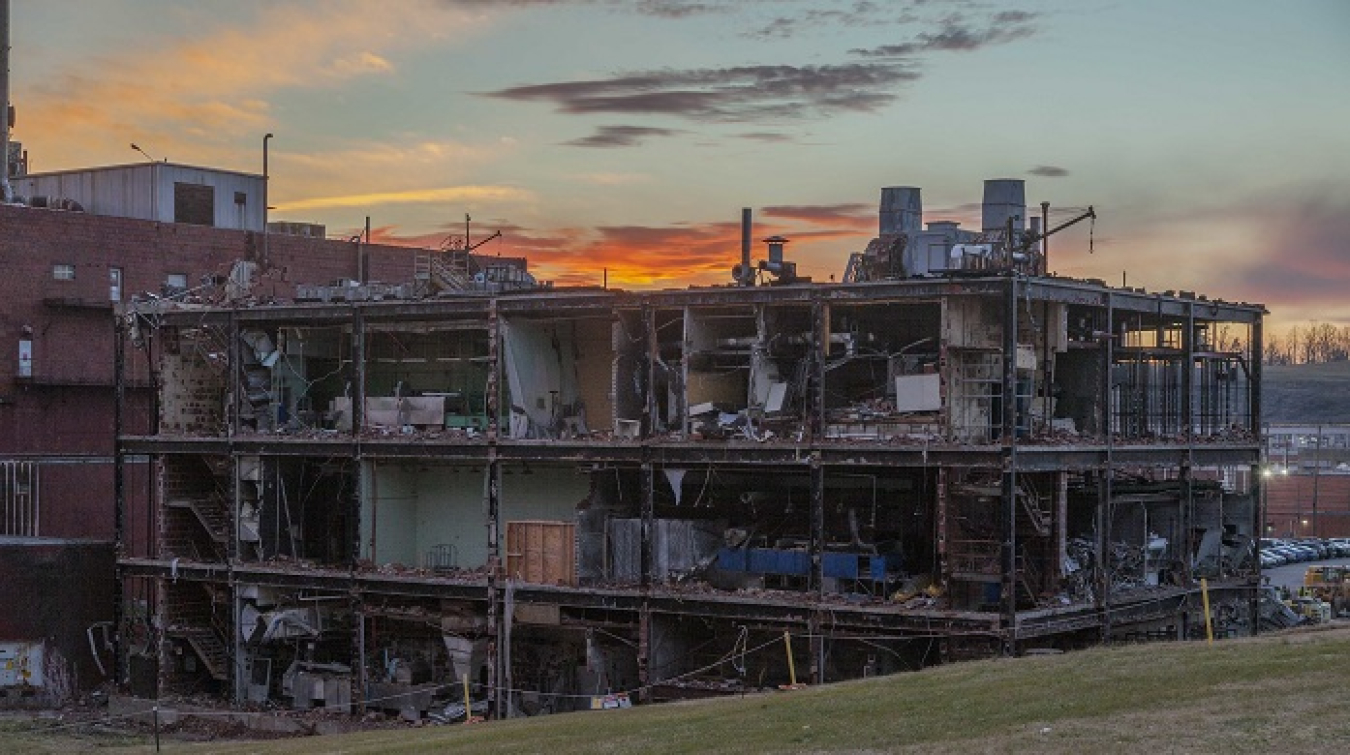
1265,473,1350,538
0,203,446,543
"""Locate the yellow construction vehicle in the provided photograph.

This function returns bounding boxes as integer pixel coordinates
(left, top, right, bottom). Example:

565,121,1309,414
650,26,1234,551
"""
1303,565,1350,618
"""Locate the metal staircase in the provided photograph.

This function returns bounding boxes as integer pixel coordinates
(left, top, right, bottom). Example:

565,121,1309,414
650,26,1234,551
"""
1016,478,1052,538
167,583,232,683
169,626,229,681
166,495,230,545
165,494,229,562
1017,546,1042,604
414,249,473,294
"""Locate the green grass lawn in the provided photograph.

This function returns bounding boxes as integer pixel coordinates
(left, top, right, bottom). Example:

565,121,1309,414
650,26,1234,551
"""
1264,361,1350,423
8,625,1350,754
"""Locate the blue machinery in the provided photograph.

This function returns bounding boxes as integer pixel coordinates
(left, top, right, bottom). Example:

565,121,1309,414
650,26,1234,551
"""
717,548,900,586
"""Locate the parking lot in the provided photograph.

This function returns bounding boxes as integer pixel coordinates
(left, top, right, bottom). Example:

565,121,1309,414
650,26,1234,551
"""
1264,556,1350,593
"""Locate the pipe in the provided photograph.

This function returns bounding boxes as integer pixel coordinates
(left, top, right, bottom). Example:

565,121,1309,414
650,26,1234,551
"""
1040,201,1050,275
1,0,13,203
732,207,754,286
360,215,370,283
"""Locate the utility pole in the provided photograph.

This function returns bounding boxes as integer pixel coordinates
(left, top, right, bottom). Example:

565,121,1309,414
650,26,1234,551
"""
1,0,13,203
1312,424,1322,536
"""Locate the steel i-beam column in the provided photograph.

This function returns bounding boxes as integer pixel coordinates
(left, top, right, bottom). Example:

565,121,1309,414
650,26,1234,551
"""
1000,275,1019,655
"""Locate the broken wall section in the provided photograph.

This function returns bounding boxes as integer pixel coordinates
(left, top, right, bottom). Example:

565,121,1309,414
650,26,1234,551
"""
502,316,612,440
684,304,813,442
238,456,354,567
358,321,488,436
825,301,941,441
237,585,352,711
235,325,348,435
358,462,588,578
159,326,230,435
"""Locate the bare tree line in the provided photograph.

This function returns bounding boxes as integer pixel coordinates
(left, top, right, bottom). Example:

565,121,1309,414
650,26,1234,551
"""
1265,323,1350,365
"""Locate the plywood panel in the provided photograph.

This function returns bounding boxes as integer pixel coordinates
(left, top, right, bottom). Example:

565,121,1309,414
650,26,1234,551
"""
506,521,575,585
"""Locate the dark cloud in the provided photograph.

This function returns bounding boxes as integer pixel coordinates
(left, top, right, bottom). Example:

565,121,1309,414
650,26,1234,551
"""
746,17,797,40
736,131,795,143
1218,194,1350,314
924,201,983,216
437,0,723,17
1028,165,1069,177
850,15,1039,57
743,2,901,41
478,5,1040,129
562,125,682,148
635,0,722,19
761,203,872,227
484,63,920,122
437,0,564,7
774,227,872,242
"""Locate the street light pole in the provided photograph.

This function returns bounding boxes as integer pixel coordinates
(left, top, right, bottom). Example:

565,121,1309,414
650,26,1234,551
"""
263,133,273,262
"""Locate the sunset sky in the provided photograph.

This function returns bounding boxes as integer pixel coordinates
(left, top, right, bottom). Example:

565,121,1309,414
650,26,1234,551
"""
8,0,1349,329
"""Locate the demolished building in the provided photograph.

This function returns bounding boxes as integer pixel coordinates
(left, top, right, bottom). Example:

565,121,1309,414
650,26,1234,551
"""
115,180,1266,718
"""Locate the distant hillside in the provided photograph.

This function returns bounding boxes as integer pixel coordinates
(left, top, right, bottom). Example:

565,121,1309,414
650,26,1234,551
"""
1263,361,1350,424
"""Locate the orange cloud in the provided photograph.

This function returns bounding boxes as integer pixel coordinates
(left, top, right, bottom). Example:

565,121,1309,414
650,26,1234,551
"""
12,1,483,170
269,139,517,204
326,51,396,78
273,185,533,213
362,214,873,290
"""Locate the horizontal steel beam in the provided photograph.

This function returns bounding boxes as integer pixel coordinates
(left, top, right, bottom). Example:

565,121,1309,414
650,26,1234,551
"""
120,434,1258,470
146,276,1263,329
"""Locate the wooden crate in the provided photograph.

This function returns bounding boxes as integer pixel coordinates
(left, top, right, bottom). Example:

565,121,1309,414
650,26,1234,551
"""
505,521,575,586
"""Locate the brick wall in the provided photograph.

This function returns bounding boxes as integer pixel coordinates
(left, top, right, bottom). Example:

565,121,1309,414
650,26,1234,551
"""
0,204,426,538
1266,474,1350,538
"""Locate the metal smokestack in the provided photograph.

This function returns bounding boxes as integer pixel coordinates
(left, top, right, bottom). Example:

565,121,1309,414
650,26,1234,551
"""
981,179,1026,233
733,207,755,286
741,207,751,271
1,0,12,203
879,187,922,235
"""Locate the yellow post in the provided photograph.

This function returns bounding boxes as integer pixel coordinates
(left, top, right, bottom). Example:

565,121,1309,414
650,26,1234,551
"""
783,631,798,686
1200,578,1214,645
462,672,484,723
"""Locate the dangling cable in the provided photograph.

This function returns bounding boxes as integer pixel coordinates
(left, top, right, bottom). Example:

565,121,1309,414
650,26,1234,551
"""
732,625,749,676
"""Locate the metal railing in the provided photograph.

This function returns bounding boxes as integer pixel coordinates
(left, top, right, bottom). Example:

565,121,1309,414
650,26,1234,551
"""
0,460,38,536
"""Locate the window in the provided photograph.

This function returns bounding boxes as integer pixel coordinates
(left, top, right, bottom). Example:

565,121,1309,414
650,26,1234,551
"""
52,264,75,280
166,273,188,293
173,182,215,226
109,267,123,302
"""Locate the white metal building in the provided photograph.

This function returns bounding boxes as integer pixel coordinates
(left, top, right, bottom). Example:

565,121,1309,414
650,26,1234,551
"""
10,162,265,231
